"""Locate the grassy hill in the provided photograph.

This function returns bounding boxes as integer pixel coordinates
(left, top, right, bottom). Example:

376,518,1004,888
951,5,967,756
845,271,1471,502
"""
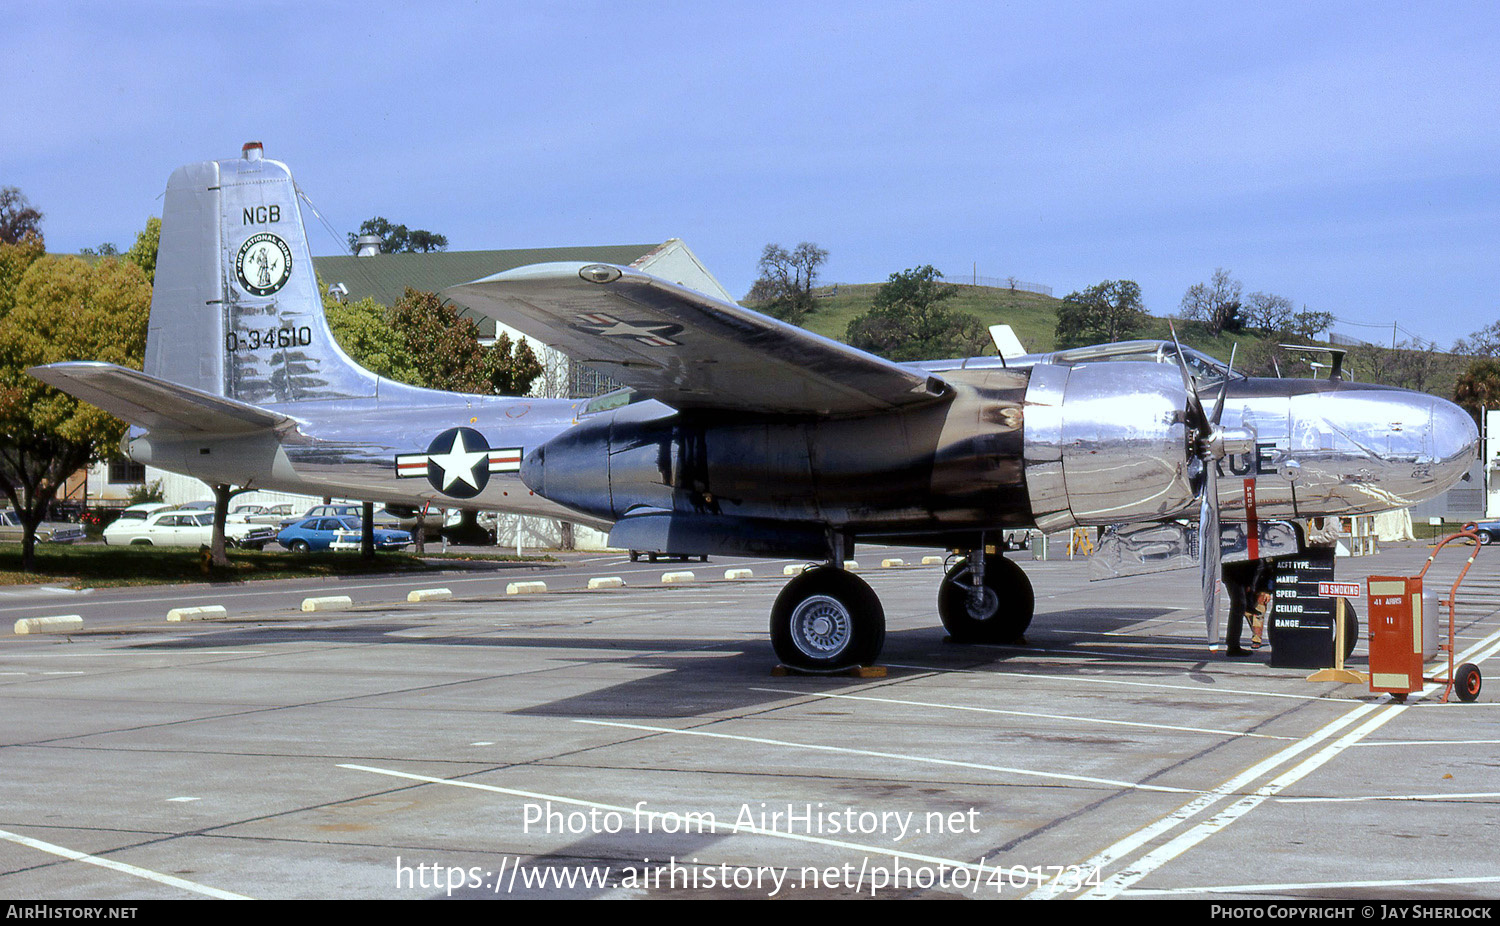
799,282,1065,354
790,281,1467,399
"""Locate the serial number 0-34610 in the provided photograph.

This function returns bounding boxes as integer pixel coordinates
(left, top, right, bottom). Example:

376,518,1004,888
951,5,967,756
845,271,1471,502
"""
226,326,313,352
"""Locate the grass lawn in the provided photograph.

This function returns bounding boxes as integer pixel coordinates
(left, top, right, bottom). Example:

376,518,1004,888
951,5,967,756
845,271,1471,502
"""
0,543,552,589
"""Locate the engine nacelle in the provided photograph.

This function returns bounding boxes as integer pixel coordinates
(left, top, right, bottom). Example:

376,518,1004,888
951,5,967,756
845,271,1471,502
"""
1021,362,1196,531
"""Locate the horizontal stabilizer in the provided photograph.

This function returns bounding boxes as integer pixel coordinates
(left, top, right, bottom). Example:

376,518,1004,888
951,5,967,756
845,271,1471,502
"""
28,362,296,435
988,324,1026,359
447,263,950,417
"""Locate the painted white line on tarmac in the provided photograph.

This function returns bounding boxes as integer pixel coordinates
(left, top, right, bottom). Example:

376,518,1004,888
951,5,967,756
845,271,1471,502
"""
1077,704,1406,900
883,662,1368,704
1352,737,1500,747
574,719,1198,795
0,826,250,899
338,762,1014,884
749,687,1296,741
1128,873,1500,896
1025,704,1381,900
1275,790,1500,804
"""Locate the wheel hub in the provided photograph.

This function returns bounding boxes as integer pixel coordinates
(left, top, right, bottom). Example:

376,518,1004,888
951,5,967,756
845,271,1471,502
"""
789,595,852,658
965,585,1000,621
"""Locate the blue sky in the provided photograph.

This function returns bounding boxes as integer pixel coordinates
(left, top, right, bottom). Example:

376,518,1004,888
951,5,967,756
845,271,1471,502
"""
4,1,1497,348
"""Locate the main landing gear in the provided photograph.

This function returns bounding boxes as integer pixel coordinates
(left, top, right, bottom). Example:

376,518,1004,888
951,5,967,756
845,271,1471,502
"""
768,543,1036,672
938,549,1034,644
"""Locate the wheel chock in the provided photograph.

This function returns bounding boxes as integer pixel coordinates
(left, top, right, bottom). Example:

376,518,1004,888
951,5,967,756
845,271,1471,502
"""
771,664,887,678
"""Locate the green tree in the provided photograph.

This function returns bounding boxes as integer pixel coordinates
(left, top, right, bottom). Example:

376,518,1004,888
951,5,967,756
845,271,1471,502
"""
0,254,151,569
389,289,489,391
846,265,988,361
347,217,448,254
484,330,543,396
1454,358,1500,424
324,286,541,396
745,242,827,326
1053,279,1147,348
1287,308,1334,340
125,216,161,284
0,236,44,317
324,289,422,383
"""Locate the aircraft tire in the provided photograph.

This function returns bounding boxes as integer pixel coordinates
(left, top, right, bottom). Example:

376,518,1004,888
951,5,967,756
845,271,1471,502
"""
1341,603,1359,662
770,566,885,671
939,556,1034,643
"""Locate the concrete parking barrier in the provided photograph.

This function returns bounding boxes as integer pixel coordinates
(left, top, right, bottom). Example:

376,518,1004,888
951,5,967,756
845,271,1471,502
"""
661,571,695,584
14,615,83,635
784,564,809,576
724,568,753,580
506,581,548,595
922,555,945,566
167,606,228,622
407,588,453,602
881,558,905,568
844,560,860,571
588,577,625,589
301,595,353,612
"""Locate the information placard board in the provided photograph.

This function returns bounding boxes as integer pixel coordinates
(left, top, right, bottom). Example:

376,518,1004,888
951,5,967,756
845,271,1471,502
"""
1269,547,1336,669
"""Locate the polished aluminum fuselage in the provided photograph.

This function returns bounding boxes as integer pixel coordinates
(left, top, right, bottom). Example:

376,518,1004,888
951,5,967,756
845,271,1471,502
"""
125,392,599,524
522,355,1478,546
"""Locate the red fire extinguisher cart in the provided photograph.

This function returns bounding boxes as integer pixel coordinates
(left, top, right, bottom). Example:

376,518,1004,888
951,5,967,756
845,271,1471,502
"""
1367,524,1484,703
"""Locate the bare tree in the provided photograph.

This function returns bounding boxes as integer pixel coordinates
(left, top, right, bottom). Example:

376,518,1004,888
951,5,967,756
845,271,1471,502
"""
1179,268,1243,336
0,187,44,245
1454,319,1500,357
745,242,828,326
1241,291,1295,333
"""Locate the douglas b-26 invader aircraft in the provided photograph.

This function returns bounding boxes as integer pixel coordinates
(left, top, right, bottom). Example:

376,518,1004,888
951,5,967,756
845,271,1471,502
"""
33,144,1479,671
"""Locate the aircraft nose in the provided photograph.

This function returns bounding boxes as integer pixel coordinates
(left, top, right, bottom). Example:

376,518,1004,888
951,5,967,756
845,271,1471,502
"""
1429,397,1480,487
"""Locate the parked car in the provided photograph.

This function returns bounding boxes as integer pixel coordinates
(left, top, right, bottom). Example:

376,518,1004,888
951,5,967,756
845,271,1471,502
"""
277,516,412,552
287,504,402,531
111,502,173,526
103,509,277,549
0,509,86,544
1474,520,1500,545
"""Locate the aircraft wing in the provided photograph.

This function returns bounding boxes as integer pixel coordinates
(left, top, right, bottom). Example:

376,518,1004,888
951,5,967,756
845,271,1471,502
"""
447,263,950,416
29,362,297,435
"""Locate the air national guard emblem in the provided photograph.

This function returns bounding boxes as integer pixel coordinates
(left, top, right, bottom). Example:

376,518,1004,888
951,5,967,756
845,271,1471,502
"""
235,232,293,296
395,427,522,500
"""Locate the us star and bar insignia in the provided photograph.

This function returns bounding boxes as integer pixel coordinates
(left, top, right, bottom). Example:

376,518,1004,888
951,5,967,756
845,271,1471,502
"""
570,312,683,347
395,427,521,499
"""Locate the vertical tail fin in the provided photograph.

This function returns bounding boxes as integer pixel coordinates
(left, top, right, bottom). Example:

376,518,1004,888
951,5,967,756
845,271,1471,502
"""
144,142,378,404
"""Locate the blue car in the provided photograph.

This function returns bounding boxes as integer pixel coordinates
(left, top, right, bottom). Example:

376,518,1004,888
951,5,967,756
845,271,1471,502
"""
277,516,412,552
1474,521,1500,545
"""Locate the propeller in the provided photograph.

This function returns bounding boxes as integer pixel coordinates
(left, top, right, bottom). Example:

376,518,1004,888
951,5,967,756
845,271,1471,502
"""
1168,325,1236,647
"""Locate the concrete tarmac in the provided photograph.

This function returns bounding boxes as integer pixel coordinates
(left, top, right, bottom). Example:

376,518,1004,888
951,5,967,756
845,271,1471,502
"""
1,542,1497,900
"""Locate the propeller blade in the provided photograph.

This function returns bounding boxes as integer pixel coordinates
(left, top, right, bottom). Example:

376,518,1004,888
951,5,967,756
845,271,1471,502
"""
1168,324,1210,432
1200,461,1221,646
1210,343,1237,426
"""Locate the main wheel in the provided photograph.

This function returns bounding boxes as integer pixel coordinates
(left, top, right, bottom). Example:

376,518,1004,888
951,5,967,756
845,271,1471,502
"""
1340,602,1360,661
770,567,885,671
1455,663,1482,702
938,555,1034,643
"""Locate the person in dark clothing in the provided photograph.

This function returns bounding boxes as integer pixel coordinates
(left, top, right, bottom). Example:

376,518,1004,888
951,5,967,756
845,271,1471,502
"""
1222,557,1274,657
